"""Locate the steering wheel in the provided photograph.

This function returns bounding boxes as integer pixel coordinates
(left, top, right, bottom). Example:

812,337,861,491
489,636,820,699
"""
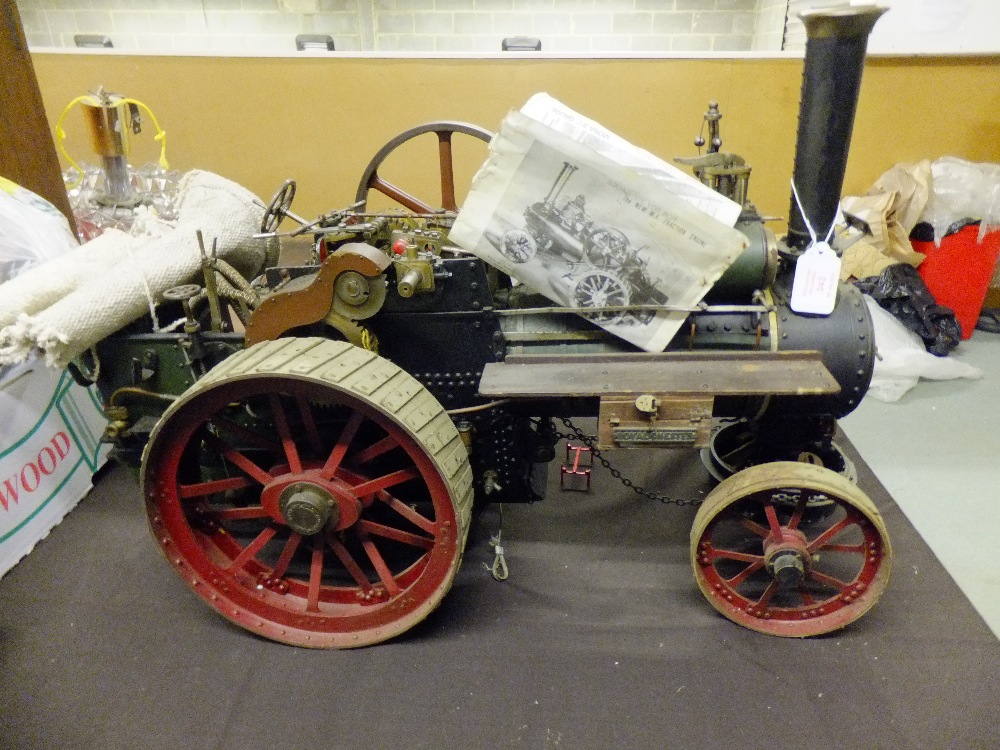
260,179,296,233
355,121,492,213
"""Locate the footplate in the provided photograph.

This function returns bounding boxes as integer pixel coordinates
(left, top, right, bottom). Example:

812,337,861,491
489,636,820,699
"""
479,350,840,450
478,350,840,398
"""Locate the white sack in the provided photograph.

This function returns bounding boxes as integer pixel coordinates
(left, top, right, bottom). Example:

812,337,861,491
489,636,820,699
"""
0,170,266,368
0,231,133,330
864,294,982,402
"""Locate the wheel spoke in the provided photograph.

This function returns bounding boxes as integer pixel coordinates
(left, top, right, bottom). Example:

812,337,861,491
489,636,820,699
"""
227,525,278,572
295,394,324,457
726,559,765,588
213,505,271,521
351,467,419,498
787,495,808,530
204,433,274,486
756,581,778,609
359,530,402,596
327,535,374,592
370,175,434,214
377,491,436,534
437,132,457,210
763,504,783,538
806,515,855,552
269,394,302,473
272,532,302,579
320,411,365,480
358,519,435,549
709,547,764,565
740,517,770,538
356,121,490,215
808,569,850,593
179,476,254,499
307,541,324,612
352,435,400,465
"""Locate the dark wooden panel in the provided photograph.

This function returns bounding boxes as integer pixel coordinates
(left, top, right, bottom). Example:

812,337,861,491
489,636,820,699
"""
0,0,75,231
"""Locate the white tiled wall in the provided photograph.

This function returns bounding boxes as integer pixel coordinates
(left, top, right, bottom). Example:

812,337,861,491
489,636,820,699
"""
751,0,786,51
16,0,787,54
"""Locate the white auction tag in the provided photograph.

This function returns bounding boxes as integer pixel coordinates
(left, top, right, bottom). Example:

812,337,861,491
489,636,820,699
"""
790,242,841,315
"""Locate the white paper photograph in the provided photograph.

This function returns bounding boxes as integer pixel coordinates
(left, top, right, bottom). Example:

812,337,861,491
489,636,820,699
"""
450,104,749,352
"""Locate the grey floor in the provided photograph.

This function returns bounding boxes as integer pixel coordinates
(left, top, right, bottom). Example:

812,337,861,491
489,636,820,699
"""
840,328,1000,639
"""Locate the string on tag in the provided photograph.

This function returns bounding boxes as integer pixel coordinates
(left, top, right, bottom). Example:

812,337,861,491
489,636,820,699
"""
790,178,836,248
788,178,841,315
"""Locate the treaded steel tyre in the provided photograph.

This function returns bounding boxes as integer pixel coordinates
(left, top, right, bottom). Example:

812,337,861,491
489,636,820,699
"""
142,338,473,648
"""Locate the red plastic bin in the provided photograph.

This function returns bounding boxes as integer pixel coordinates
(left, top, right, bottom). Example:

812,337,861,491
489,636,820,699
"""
910,223,1000,339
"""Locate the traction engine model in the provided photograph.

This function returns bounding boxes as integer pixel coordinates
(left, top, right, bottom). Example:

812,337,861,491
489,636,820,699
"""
89,6,891,647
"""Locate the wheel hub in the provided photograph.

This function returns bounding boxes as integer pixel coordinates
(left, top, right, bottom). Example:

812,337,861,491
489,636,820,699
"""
278,483,338,536
764,528,810,589
262,470,363,535
768,550,806,588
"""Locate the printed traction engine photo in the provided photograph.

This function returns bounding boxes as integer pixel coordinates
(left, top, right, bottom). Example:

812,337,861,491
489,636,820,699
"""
500,162,668,324
78,6,893,649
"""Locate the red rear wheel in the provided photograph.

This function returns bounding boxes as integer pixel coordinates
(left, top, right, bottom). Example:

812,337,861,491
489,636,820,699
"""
142,338,473,648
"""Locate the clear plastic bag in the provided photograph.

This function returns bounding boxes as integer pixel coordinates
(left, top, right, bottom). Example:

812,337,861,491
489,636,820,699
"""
920,157,1000,245
863,295,982,402
0,177,79,284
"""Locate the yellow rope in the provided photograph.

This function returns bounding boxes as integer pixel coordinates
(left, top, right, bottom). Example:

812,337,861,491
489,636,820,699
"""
360,327,379,353
55,93,169,189
119,97,169,171
55,95,93,188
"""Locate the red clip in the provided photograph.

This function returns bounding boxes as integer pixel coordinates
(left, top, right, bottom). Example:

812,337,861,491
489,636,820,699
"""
560,443,592,491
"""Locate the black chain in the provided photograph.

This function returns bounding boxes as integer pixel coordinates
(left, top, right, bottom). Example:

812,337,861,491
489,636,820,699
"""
556,417,703,508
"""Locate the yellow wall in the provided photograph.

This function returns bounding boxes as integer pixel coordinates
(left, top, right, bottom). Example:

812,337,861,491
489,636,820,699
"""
30,53,1000,232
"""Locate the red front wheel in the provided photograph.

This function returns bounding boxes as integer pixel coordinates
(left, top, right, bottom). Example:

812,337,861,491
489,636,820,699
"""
691,461,892,637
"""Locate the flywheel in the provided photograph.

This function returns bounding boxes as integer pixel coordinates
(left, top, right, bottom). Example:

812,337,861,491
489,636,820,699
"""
141,337,473,648
690,461,891,637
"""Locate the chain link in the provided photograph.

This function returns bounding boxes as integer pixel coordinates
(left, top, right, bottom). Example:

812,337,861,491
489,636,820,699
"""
555,417,703,507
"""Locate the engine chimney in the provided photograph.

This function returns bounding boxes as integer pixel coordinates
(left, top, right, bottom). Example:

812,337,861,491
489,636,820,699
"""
785,5,887,250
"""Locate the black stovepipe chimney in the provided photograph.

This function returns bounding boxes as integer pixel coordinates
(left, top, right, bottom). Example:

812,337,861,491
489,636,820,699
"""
785,5,887,250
